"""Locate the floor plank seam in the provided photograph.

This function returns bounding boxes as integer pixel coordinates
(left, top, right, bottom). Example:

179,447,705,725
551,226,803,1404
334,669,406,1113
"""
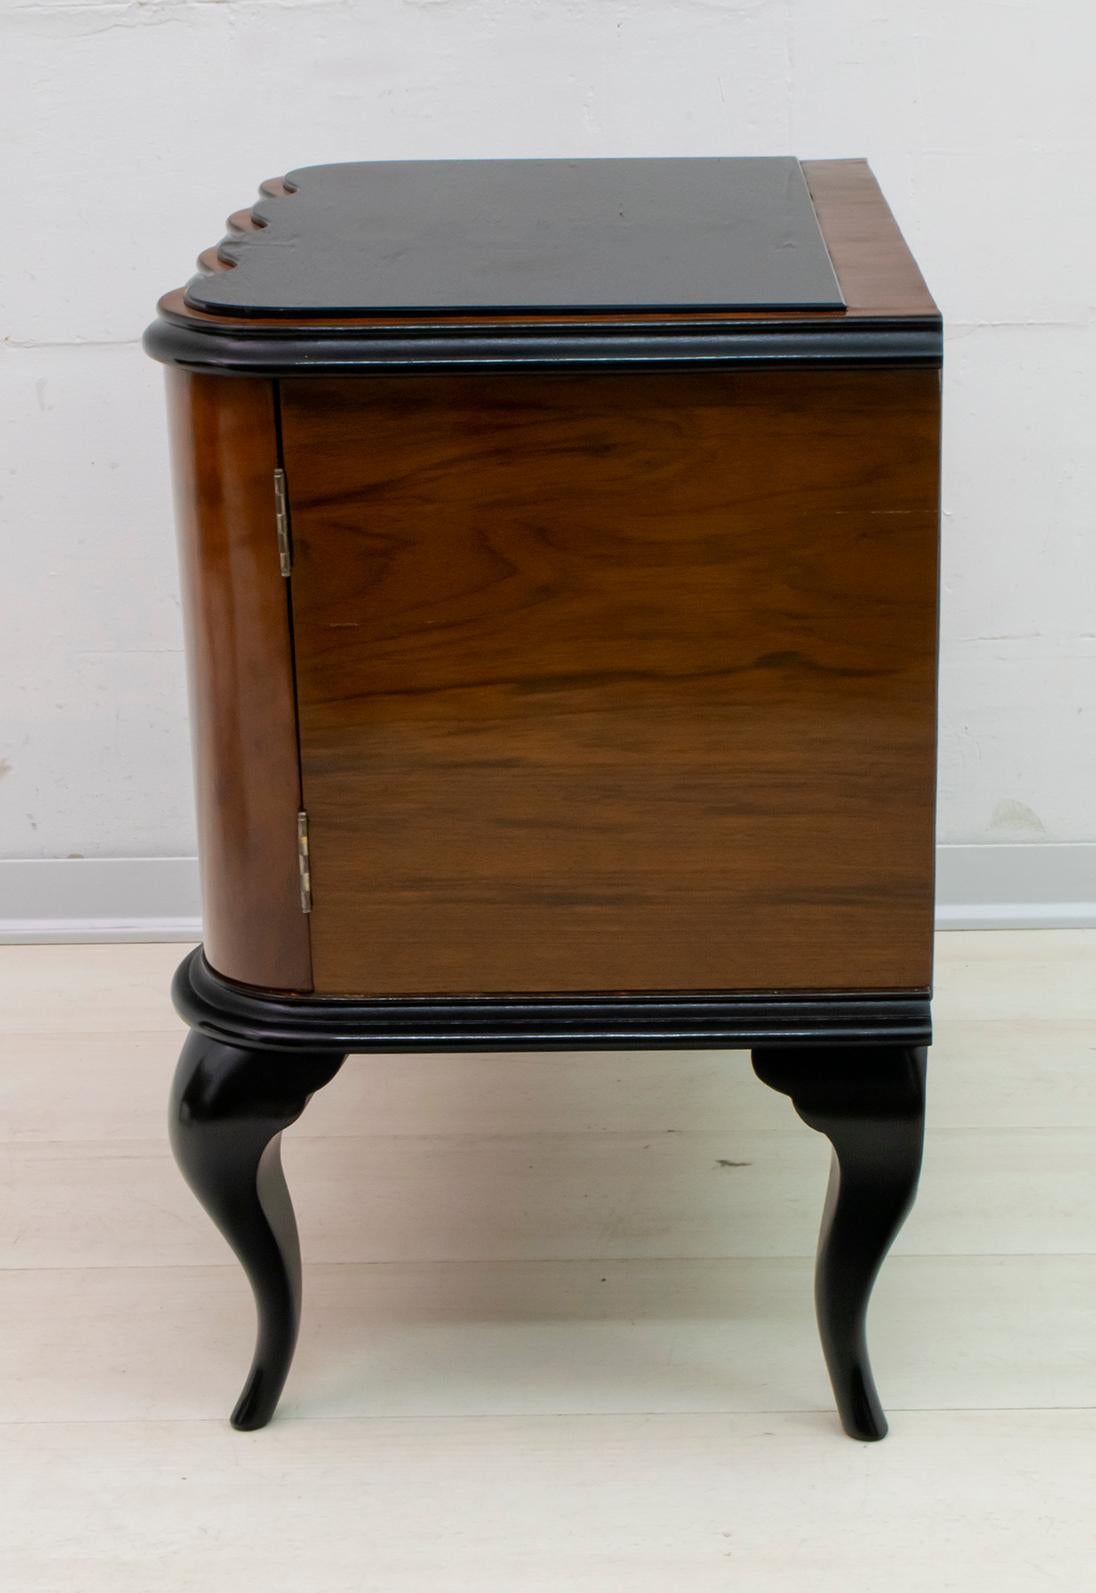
4,1251,1096,1275
3,1404,1095,1431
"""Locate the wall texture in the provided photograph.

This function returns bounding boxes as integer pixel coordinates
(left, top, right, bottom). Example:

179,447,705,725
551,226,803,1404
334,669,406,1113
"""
2,1,1093,920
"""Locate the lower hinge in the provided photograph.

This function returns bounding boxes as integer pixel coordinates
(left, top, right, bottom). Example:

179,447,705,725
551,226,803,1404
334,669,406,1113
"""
296,810,312,914
274,468,292,577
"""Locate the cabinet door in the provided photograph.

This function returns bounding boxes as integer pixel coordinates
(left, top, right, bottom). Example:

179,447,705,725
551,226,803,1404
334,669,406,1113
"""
281,368,939,997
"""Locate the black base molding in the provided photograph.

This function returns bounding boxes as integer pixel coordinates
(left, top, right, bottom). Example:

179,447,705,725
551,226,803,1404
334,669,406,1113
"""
173,947,931,1054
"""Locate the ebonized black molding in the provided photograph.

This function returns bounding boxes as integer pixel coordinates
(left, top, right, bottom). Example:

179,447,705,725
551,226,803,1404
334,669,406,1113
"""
144,312,943,377
173,948,932,1054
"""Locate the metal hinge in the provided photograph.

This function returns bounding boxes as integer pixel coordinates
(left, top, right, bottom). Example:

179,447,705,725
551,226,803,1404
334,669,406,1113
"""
296,810,312,913
274,468,292,576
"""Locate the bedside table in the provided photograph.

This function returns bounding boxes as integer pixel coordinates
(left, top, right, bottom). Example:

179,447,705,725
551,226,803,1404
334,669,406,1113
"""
145,156,941,1439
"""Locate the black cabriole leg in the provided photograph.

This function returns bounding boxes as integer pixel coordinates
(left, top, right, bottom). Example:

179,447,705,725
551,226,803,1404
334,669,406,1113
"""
169,1032,346,1430
751,1045,927,1441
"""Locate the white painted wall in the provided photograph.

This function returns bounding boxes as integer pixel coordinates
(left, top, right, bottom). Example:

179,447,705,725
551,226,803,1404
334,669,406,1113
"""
2,1,1094,920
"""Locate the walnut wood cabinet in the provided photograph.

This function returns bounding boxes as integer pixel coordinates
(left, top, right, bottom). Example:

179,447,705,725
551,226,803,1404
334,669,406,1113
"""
146,157,941,1439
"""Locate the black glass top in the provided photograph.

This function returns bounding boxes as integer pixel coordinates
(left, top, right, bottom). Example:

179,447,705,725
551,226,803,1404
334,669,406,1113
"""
186,157,845,318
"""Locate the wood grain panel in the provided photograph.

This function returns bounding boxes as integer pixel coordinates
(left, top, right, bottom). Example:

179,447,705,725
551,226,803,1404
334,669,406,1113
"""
282,368,940,997
167,371,311,991
803,160,938,319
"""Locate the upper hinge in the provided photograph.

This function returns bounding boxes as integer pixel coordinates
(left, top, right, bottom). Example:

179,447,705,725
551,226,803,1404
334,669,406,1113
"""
274,468,292,577
296,810,312,914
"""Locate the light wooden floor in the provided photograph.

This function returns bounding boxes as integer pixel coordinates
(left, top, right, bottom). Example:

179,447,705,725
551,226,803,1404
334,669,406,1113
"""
1,932,1093,1591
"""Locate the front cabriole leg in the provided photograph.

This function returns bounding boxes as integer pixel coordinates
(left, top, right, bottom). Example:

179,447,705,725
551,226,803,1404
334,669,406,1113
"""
169,1033,345,1429
751,1045,927,1441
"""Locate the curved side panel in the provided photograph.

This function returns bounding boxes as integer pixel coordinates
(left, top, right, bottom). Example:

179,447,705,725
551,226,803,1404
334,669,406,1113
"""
166,371,312,992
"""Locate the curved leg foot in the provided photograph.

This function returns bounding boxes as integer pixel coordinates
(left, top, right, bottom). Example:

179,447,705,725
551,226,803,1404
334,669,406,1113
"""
751,1045,927,1441
169,1032,345,1429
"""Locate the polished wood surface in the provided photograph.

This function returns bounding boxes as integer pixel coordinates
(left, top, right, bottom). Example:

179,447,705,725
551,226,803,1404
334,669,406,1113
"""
166,371,312,992
804,159,937,319
281,367,940,997
157,159,937,333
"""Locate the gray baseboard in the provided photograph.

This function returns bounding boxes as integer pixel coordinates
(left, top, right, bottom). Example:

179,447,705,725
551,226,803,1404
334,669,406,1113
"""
1,845,1094,944
933,843,1096,929
0,858,202,944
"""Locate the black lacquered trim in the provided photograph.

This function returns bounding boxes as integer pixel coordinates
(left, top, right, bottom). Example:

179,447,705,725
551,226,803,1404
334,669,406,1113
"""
144,311,943,376
173,948,932,1054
